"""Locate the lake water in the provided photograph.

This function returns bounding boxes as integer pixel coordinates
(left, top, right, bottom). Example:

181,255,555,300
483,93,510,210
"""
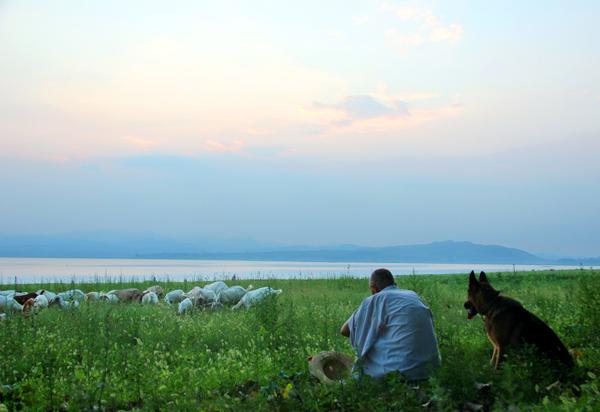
0,257,589,284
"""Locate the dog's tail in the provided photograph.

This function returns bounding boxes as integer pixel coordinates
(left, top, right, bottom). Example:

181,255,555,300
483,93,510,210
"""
555,339,575,369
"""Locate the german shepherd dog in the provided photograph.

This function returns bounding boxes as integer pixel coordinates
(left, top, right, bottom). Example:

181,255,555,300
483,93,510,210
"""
464,271,573,370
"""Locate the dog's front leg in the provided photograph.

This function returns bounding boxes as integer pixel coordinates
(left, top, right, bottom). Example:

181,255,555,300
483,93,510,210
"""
486,332,497,366
490,345,497,366
494,346,505,369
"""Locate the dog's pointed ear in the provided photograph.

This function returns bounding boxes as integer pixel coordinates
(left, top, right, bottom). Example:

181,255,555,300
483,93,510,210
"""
469,271,478,287
479,271,489,283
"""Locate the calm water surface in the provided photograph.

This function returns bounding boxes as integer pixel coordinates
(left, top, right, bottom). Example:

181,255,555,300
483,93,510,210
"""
0,257,588,284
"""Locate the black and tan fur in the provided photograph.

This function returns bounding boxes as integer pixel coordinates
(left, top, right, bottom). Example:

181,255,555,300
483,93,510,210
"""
464,271,573,369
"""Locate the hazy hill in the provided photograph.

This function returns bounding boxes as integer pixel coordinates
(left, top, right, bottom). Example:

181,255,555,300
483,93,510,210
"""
144,240,546,264
0,232,559,264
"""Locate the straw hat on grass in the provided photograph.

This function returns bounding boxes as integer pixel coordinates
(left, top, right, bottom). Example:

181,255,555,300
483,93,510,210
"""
307,351,353,384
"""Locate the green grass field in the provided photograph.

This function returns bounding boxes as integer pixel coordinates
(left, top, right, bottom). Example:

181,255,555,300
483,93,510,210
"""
1,269,600,411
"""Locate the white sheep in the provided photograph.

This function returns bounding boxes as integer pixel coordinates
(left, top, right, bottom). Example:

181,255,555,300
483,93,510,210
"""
50,295,80,309
0,296,34,314
56,289,86,302
178,297,194,314
86,292,100,301
99,293,119,304
204,281,228,296
40,290,56,302
111,288,143,302
0,290,16,298
219,285,253,305
232,287,282,310
185,286,217,305
165,289,185,305
141,291,159,305
0,295,23,312
143,285,164,298
33,294,49,309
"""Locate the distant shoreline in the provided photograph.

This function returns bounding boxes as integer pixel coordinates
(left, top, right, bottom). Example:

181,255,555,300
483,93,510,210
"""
0,253,597,266
0,257,594,285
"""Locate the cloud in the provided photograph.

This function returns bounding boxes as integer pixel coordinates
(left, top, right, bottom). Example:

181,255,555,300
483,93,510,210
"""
385,30,424,48
310,88,463,139
125,135,159,149
352,15,369,25
313,94,408,126
381,3,463,51
327,29,344,39
204,139,245,153
326,103,462,135
429,24,463,44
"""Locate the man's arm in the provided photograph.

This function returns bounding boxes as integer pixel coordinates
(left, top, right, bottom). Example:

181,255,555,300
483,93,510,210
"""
340,319,350,337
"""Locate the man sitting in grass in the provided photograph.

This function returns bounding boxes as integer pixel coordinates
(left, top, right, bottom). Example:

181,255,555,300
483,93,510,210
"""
340,268,441,380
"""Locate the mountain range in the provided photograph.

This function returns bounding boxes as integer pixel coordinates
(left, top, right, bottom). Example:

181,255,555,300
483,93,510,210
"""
0,232,597,265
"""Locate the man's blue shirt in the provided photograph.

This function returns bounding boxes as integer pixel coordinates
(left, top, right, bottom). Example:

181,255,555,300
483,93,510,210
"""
347,285,441,380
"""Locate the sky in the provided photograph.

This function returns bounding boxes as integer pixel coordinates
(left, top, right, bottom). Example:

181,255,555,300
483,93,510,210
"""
1,0,599,256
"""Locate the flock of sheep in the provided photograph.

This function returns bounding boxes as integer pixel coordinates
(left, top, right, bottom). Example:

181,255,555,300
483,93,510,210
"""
0,281,283,320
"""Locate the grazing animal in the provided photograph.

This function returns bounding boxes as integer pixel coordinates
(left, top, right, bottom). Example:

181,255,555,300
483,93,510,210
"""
50,295,80,309
143,285,164,298
185,286,217,305
33,294,49,309
204,281,228,297
465,271,573,369
40,290,57,303
165,289,185,305
232,287,282,310
111,288,143,303
57,289,86,302
49,295,63,307
13,292,39,305
0,296,34,315
219,285,252,305
141,291,159,305
86,292,101,301
178,297,194,314
100,293,119,304
22,298,35,315
0,290,17,297
0,295,25,312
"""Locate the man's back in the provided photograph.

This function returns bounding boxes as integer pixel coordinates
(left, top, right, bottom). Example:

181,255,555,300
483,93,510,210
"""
348,286,440,380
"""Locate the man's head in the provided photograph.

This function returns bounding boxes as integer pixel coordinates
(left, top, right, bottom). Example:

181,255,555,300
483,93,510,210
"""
369,268,395,295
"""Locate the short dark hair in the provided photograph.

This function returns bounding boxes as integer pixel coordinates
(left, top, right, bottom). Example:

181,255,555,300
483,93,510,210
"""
370,268,395,290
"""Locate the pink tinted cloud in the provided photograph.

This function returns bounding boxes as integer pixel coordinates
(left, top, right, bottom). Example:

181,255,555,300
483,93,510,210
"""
204,139,245,153
324,104,463,136
311,91,462,136
125,135,159,150
312,94,408,126
381,3,464,52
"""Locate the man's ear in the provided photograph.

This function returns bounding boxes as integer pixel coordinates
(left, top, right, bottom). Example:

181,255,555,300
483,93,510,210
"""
469,271,478,288
479,271,489,283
